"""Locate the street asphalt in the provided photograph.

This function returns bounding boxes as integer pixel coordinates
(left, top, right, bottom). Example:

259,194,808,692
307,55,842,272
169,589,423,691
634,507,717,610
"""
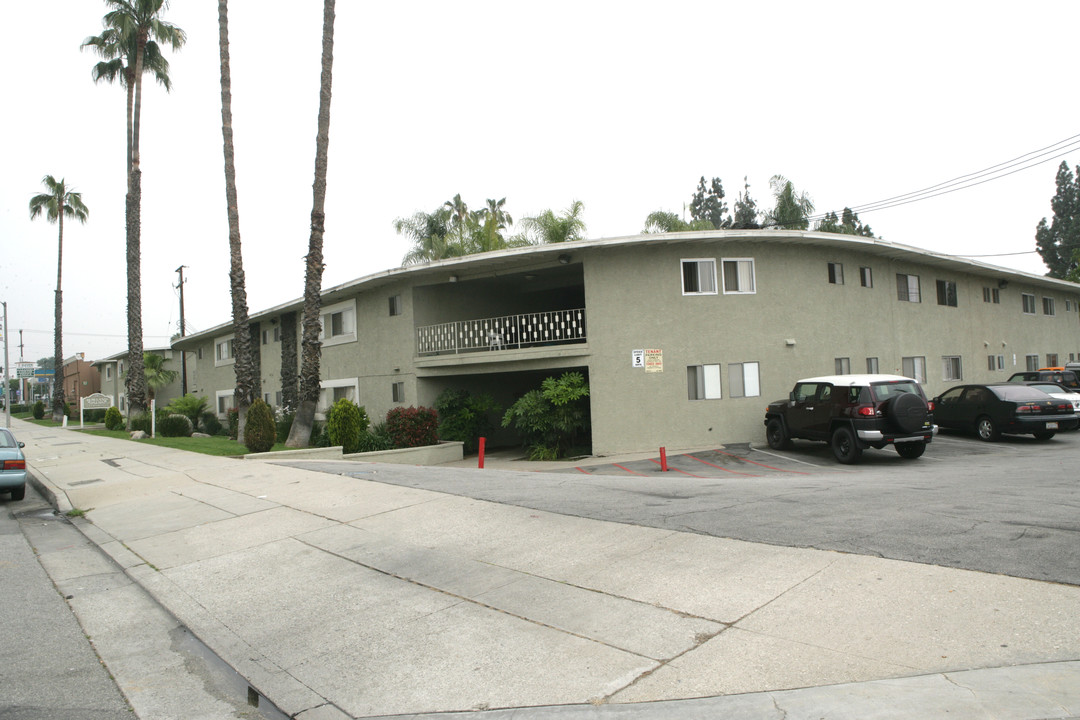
10,416,1080,719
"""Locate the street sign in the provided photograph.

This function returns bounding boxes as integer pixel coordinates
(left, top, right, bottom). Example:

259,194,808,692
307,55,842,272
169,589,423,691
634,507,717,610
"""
16,368,34,378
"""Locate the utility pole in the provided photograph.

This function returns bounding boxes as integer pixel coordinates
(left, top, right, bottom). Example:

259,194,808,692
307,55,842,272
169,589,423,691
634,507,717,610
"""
2,302,10,428
18,330,25,407
175,266,188,395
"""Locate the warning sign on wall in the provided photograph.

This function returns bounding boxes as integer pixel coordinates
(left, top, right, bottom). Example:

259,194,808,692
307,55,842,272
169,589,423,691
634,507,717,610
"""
644,349,663,373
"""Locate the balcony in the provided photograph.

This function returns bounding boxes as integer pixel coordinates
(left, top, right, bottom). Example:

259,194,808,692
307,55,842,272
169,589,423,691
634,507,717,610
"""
416,308,586,357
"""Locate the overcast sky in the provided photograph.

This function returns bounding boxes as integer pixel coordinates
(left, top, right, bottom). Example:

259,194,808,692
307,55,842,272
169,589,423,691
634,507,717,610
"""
2,1,1078,368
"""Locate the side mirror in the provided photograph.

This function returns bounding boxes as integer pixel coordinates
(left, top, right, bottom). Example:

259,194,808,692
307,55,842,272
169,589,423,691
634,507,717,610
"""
788,391,795,402
18,442,25,448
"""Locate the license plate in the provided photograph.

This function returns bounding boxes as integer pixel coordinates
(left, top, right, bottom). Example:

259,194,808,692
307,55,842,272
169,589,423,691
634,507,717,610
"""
1046,422,1059,430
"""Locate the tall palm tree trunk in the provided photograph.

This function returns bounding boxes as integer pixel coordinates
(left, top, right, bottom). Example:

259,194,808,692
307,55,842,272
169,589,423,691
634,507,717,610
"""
124,30,148,423
218,0,255,443
53,212,65,422
287,0,336,447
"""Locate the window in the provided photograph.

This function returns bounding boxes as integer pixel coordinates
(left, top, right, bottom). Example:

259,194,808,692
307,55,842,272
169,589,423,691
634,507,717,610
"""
860,267,873,288
722,258,756,294
942,356,962,381
216,390,235,418
1047,353,1059,367
828,262,844,285
119,361,124,374
1067,300,1073,312
681,259,717,295
896,274,921,302
983,287,991,303
1043,297,1055,316
834,357,851,374
319,300,357,347
392,381,405,403
983,287,1001,303
936,279,958,307
389,295,402,316
997,354,1005,370
987,355,996,371
1022,293,1036,314
105,365,112,380
1026,354,1039,371
214,337,234,366
275,391,282,407
197,347,203,360
316,378,359,415
902,356,926,383
687,364,722,400
866,357,879,373
728,362,760,398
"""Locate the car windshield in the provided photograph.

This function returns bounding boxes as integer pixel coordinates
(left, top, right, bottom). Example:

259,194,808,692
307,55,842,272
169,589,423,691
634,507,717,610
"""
869,381,922,402
990,385,1052,401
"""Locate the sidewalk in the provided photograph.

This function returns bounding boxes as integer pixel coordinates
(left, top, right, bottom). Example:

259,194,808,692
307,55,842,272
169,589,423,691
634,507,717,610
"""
15,417,1080,719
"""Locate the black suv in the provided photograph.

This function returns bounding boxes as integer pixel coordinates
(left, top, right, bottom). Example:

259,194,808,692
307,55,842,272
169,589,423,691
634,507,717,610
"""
1007,370,1080,390
764,374,937,464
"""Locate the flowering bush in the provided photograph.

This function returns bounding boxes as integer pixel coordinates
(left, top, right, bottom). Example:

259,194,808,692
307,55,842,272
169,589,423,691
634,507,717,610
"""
385,406,438,448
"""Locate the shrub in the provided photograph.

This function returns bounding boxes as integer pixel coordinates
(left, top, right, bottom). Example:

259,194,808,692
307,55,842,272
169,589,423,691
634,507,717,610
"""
130,412,153,434
227,407,239,439
83,408,107,423
159,413,194,437
244,399,277,454
164,394,210,425
354,430,393,453
327,398,369,454
276,412,295,443
385,406,438,448
32,402,45,419
501,371,590,459
311,421,331,448
435,389,500,453
199,412,224,436
104,406,124,430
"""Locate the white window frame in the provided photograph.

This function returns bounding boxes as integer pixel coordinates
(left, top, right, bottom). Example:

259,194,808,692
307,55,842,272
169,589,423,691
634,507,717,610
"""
215,389,235,418
728,361,760,398
392,381,405,403
860,266,873,288
896,274,921,303
1025,354,1040,371
1022,293,1036,315
316,377,360,418
866,357,879,373
319,299,357,348
105,365,112,381
1046,353,1059,367
721,258,756,295
936,279,958,307
214,336,235,367
1043,297,1056,316
687,364,722,400
389,295,403,316
942,356,962,381
681,259,718,295
902,356,926,384
828,262,844,285
834,357,851,375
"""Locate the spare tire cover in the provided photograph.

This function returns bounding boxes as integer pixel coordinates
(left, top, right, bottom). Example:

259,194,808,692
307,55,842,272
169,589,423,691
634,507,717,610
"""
888,391,929,434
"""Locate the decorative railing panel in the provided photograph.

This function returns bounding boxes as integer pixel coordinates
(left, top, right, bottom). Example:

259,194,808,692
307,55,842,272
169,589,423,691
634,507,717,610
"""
417,308,586,356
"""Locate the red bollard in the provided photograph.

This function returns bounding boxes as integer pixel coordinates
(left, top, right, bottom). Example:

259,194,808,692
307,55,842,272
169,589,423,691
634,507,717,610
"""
660,446,668,472
478,437,486,469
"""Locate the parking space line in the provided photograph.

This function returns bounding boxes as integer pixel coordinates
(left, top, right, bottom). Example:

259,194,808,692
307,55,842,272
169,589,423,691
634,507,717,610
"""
611,463,647,476
683,455,758,476
709,448,811,474
647,458,705,477
748,446,827,469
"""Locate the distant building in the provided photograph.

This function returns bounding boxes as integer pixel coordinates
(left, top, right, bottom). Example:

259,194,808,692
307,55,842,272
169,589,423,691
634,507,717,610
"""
92,347,184,413
60,353,100,410
170,231,1080,455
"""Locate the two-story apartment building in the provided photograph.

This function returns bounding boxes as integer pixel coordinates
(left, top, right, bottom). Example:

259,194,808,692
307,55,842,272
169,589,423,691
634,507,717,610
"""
93,347,185,412
60,353,100,409
171,231,1080,456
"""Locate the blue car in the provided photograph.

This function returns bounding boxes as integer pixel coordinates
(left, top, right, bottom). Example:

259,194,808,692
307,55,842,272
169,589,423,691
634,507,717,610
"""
0,428,27,501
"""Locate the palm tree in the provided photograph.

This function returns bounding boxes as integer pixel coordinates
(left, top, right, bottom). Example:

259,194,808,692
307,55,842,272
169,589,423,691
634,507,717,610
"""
142,352,178,399
85,0,185,424
642,210,712,233
763,174,814,230
395,207,459,265
519,200,587,244
444,193,470,245
29,176,89,422
287,0,337,447
217,0,256,443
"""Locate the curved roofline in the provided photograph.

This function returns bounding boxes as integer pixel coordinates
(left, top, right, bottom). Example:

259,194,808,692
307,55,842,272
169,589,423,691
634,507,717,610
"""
173,230,1080,347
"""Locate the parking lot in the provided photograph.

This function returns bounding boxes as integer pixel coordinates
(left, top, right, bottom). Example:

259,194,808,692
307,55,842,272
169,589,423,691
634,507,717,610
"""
288,429,1080,587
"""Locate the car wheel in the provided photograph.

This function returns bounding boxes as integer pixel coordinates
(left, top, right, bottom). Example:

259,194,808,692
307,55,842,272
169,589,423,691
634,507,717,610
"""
1033,430,1056,441
9,485,25,501
886,392,930,434
976,416,1000,441
896,442,926,459
766,418,792,450
830,426,862,464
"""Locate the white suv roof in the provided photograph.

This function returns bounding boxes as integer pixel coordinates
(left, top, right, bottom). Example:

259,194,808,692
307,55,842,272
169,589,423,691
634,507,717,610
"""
795,374,920,387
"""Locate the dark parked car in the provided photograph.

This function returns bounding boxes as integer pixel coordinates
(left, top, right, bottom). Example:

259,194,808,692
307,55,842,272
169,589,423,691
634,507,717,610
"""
0,428,27,501
764,374,936,464
932,383,1079,441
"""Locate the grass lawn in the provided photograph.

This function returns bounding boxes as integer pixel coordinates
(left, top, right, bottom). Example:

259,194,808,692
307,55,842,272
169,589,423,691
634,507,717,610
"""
79,428,289,456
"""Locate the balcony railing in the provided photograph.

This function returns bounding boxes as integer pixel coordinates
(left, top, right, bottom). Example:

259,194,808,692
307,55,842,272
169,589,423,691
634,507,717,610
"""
417,308,586,356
